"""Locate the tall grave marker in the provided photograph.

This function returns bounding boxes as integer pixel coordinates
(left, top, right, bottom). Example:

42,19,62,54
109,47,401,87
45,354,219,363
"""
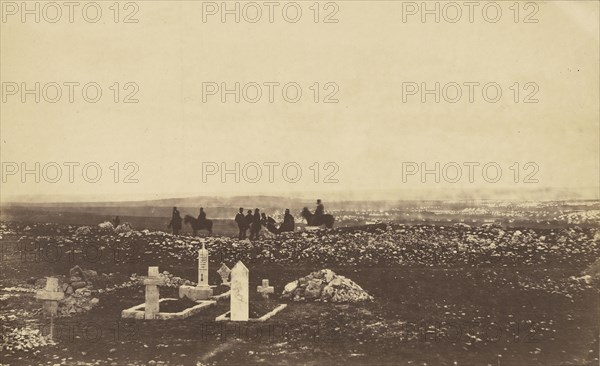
230,261,249,321
179,243,213,301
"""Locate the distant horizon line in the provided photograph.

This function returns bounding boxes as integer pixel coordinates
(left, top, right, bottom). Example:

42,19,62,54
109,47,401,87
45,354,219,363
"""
2,188,599,205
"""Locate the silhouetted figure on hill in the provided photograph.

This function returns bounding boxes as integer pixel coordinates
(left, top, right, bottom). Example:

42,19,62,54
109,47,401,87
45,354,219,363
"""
315,199,324,219
198,207,206,222
249,208,262,240
168,207,182,235
235,207,246,240
261,213,268,226
301,206,334,228
280,209,295,233
245,210,253,234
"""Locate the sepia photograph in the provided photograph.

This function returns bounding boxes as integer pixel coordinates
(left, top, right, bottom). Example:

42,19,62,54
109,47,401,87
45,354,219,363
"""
0,1,599,365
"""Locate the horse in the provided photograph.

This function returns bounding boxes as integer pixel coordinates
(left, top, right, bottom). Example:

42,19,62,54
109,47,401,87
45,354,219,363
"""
301,207,335,229
265,216,280,234
183,215,213,236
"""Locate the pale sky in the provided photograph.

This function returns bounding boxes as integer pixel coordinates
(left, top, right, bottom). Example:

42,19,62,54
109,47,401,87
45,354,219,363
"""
1,1,598,202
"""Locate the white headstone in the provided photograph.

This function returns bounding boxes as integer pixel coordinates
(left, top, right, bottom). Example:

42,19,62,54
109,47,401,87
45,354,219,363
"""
217,263,231,285
198,243,209,287
230,261,249,321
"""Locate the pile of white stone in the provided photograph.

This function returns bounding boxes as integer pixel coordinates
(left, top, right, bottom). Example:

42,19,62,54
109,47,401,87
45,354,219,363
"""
35,266,101,317
0,326,54,353
281,269,373,303
74,226,92,236
129,271,193,288
59,287,99,317
584,257,600,286
97,222,134,233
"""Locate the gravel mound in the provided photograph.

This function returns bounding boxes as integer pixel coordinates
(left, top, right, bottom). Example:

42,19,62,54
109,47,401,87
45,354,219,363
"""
58,266,100,317
281,269,373,303
98,221,114,230
583,257,600,286
74,226,92,236
114,223,134,233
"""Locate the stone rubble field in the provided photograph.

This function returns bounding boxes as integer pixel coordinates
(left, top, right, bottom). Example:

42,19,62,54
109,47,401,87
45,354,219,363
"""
0,219,599,365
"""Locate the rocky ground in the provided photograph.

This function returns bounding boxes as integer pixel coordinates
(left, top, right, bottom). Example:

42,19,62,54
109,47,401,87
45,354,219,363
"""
0,220,599,365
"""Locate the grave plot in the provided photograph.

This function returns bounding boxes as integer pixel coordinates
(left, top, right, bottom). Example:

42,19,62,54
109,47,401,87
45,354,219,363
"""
216,261,287,322
121,266,216,320
121,246,234,320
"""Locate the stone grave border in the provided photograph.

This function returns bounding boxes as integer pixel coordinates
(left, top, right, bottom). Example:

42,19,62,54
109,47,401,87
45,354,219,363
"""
121,298,216,320
215,304,288,322
210,288,231,301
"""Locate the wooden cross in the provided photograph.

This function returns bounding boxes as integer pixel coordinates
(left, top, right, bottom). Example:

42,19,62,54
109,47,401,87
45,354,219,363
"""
142,266,165,319
35,277,65,338
36,277,64,316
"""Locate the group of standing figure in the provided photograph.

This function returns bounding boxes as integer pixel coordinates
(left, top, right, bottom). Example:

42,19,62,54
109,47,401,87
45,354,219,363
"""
234,207,295,240
166,199,327,237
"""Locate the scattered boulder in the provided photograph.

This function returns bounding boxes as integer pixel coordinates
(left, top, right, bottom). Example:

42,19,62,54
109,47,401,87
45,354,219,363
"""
74,226,92,236
281,269,373,303
75,288,92,297
570,275,592,285
69,265,87,281
284,280,298,293
583,258,600,286
304,281,322,299
0,326,54,354
65,286,74,295
115,223,134,233
82,269,98,279
98,221,114,230
58,291,97,316
129,271,193,288
71,281,87,290
34,278,47,288
260,230,277,239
